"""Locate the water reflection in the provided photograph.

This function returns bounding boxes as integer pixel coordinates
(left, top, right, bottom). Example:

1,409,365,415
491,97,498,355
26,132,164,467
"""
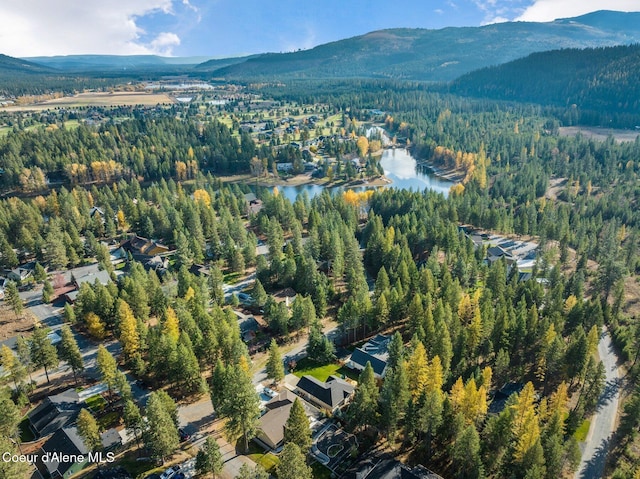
274,148,455,203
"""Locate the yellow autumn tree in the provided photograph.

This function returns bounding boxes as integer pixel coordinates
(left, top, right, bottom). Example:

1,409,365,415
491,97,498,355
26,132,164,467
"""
85,313,106,339
406,342,429,399
356,136,369,158
511,382,540,464
163,307,180,343
116,209,128,231
194,189,212,207
425,355,444,395
117,299,139,359
450,376,488,424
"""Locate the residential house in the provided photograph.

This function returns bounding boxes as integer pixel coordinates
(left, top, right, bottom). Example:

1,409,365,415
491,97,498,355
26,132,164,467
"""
144,255,169,274
109,246,128,265
7,266,32,282
27,389,81,438
38,426,90,478
121,235,170,257
255,390,321,451
74,270,111,289
346,334,390,379
486,245,514,265
344,457,443,479
295,375,354,413
89,206,105,224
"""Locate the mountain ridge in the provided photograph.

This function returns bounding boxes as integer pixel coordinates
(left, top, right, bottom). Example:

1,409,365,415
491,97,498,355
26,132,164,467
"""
201,10,640,81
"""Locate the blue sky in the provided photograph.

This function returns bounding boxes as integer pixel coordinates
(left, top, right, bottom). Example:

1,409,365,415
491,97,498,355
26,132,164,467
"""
1,0,639,58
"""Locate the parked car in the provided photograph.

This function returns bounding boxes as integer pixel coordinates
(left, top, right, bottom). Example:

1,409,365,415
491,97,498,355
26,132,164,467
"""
263,387,277,398
178,428,191,442
159,465,181,479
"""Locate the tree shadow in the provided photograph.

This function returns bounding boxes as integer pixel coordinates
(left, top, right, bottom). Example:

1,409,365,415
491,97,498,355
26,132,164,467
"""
576,437,610,479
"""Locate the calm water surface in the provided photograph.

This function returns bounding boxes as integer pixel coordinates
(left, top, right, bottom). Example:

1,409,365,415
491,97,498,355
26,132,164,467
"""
275,148,455,203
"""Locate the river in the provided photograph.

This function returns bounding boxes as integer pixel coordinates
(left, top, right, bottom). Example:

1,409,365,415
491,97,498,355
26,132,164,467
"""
275,147,455,203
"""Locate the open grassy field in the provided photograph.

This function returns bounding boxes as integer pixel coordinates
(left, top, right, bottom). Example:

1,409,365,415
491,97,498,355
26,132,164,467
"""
3,91,174,111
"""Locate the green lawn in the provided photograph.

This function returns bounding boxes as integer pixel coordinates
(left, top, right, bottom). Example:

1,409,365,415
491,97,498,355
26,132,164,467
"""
292,357,359,382
85,394,107,413
574,419,591,442
247,443,279,473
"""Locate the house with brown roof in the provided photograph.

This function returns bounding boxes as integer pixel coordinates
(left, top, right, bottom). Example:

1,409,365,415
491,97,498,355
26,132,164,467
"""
255,390,322,451
122,235,170,257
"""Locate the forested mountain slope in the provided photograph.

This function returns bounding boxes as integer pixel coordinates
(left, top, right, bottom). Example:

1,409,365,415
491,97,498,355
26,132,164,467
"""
449,44,640,128
204,11,640,82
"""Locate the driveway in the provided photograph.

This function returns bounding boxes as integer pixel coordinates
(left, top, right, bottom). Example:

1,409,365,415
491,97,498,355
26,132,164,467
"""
574,329,621,479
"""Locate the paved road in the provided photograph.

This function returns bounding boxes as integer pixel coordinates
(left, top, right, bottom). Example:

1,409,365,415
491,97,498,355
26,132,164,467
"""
574,330,621,479
19,288,150,405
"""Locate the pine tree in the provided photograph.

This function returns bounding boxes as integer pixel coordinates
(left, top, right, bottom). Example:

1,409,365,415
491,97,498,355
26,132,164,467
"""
123,399,143,449
176,335,205,395
15,336,33,385
218,364,260,452
276,443,312,479
196,436,224,478
265,339,284,385
97,345,118,397
235,464,269,479
406,342,429,399
0,392,21,438
117,299,140,360
59,325,84,384
163,306,180,343
511,382,541,466
380,362,409,439
251,279,268,307
42,279,54,303
1,344,26,390
453,424,483,479
77,409,102,452
33,262,46,282
5,282,23,318
284,398,312,453
115,370,132,401
30,326,59,383
348,362,379,431
145,391,180,463
0,435,31,479
63,303,76,324
387,331,404,371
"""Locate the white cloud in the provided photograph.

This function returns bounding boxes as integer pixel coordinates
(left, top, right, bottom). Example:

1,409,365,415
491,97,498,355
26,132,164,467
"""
149,32,181,56
517,0,640,22
435,8,445,14
485,16,510,24
0,0,180,57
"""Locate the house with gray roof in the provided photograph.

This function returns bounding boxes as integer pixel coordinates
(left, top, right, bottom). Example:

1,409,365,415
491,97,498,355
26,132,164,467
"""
39,426,90,478
295,375,354,412
346,334,390,379
28,389,81,438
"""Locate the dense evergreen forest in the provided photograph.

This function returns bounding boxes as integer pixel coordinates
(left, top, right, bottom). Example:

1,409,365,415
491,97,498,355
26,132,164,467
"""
2,78,640,478
449,44,640,128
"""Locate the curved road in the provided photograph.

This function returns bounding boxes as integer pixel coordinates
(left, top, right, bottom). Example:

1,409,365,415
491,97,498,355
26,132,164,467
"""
575,330,621,479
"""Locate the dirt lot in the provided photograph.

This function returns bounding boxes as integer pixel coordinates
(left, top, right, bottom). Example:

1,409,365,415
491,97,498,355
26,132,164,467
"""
0,302,36,341
2,91,174,111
